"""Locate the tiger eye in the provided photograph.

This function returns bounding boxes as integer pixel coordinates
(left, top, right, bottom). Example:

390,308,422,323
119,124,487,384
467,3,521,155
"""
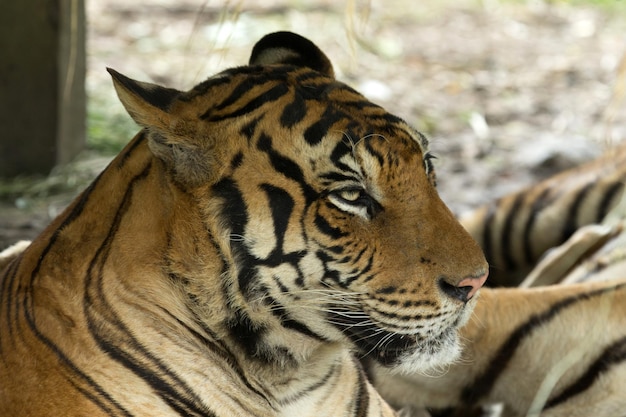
339,189,361,202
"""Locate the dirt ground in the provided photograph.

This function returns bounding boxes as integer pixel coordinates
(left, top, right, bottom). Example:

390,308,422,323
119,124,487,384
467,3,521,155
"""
2,0,626,249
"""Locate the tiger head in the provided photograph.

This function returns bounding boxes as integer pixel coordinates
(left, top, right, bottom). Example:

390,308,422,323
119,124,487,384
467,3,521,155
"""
110,31,488,374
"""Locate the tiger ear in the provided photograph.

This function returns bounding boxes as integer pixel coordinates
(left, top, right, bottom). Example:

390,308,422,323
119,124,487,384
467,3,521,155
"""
107,68,181,129
249,31,335,78
108,68,214,187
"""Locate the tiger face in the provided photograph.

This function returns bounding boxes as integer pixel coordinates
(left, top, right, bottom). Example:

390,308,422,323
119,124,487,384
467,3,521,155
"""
111,31,488,375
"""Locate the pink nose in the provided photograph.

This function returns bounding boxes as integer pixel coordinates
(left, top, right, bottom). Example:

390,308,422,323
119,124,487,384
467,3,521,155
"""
457,272,488,300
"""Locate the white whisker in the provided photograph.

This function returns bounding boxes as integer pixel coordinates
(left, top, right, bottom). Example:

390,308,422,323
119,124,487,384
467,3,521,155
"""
229,234,251,243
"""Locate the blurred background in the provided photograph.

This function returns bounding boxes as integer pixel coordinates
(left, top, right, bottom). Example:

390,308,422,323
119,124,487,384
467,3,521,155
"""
1,0,625,248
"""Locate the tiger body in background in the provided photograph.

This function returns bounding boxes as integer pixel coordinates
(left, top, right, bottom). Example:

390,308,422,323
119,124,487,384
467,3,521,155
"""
463,143,626,287
373,144,626,417
0,32,489,416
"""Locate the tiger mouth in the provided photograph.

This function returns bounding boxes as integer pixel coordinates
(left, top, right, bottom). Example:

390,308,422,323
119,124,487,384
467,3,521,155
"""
328,308,457,367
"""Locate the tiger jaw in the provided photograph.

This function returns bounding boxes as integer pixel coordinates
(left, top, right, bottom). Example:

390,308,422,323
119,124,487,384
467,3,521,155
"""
388,303,475,375
234,271,476,373
328,297,475,373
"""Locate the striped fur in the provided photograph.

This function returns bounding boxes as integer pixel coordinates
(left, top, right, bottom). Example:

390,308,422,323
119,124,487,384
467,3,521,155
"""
460,143,626,286
0,32,488,416
372,145,626,417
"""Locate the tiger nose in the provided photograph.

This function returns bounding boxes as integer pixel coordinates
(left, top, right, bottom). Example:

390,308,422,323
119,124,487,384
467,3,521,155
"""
438,272,488,302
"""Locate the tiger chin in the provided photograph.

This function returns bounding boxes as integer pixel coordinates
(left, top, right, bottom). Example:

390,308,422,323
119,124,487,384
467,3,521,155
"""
0,31,487,416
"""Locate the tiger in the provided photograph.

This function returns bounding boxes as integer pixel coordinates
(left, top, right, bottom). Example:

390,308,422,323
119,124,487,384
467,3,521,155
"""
5,148,625,417
459,143,626,287
0,31,489,416
370,144,626,417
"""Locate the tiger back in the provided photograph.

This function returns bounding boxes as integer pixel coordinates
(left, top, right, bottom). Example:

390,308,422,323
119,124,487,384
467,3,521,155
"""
0,32,488,416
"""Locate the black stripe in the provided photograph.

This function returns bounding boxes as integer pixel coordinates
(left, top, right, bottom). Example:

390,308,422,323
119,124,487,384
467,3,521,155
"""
342,256,374,287
319,171,360,184
1,253,22,353
257,133,318,201
87,167,200,416
68,377,133,417
481,204,496,273
278,363,339,406
194,320,274,406
329,307,419,367
180,75,233,102
295,81,334,101
211,178,261,298
237,260,261,299
315,212,348,239
350,247,366,262
239,116,260,141
265,295,328,342
461,283,626,406
294,69,328,85
364,139,386,168
499,193,525,271
202,80,289,122
352,358,370,417
257,184,308,269
329,138,359,176
226,309,267,359
303,106,346,145
117,130,148,168
156,303,232,363
230,152,244,170
338,96,390,117
280,91,307,128
30,173,102,280
522,188,551,265
272,274,293,295
212,177,249,238
260,183,294,253
546,335,626,409
560,182,593,244
214,71,282,111
596,181,624,223
339,97,385,112
253,183,318,344
316,250,341,285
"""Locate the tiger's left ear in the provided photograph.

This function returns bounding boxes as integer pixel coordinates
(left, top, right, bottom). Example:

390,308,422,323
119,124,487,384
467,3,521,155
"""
107,68,181,129
108,68,215,187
